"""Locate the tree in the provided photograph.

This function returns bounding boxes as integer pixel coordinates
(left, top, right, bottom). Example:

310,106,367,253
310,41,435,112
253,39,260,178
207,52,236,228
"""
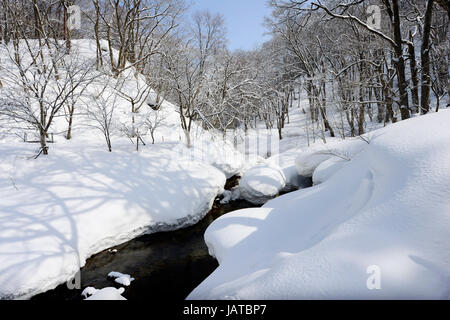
82,75,120,152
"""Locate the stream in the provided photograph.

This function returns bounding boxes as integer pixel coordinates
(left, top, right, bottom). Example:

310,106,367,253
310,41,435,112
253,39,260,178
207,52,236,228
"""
31,175,312,301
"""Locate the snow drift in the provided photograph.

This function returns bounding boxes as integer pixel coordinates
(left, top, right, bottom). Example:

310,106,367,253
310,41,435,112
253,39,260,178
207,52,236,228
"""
188,111,450,299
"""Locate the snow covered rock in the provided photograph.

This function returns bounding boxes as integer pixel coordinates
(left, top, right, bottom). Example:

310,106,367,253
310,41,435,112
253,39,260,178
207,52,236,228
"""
188,111,450,300
108,272,135,286
238,163,286,205
220,188,241,204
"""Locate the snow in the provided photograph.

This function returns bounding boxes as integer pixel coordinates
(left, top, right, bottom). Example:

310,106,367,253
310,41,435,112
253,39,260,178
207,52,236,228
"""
238,163,287,205
81,287,99,299
108,272,135,286
188,111,450,299
84,287,127,300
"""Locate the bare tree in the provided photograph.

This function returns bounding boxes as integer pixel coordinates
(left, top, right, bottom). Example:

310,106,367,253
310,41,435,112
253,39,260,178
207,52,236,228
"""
82,76,120,152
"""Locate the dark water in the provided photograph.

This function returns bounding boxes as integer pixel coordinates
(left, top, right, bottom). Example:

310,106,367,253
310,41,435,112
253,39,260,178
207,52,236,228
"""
31,175,312,301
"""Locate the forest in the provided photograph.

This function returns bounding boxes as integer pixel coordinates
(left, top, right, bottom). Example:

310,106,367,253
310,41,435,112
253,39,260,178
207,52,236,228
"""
0,0,448,154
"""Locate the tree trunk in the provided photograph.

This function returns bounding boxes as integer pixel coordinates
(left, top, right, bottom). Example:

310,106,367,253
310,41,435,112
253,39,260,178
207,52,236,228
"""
392,0,410,120
184,129,191,148
420,0,434,114
39,127,48,155
408,31,419,114
66,107,74,140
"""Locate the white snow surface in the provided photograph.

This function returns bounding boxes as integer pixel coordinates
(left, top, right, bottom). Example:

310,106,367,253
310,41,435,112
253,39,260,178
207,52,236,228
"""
84,287,127,300
238,163,287,205
188,111,450,299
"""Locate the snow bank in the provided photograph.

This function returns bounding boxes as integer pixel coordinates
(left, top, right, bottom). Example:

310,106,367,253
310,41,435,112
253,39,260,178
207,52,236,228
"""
188,111,450,299
238,163,286,205
0,146,225,299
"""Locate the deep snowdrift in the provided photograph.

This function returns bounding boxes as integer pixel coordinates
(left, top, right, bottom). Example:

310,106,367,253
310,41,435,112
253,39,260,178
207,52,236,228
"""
188,111,450,299
0,144,225,299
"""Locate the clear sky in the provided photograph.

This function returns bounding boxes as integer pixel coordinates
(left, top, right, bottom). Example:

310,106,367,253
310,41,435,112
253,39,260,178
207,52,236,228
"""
188,0,272,52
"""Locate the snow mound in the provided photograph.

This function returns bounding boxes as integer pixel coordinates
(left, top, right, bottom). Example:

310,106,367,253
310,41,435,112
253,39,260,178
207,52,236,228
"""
108,272,135,286
84,287,126,300
188,111,450,299
238,163,286,205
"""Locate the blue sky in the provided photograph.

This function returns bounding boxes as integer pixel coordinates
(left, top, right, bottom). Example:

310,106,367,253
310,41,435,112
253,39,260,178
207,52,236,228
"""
188,0,272,51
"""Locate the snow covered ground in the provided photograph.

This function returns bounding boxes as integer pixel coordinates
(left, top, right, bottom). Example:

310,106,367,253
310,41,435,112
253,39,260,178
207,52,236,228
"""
188,111,450,299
